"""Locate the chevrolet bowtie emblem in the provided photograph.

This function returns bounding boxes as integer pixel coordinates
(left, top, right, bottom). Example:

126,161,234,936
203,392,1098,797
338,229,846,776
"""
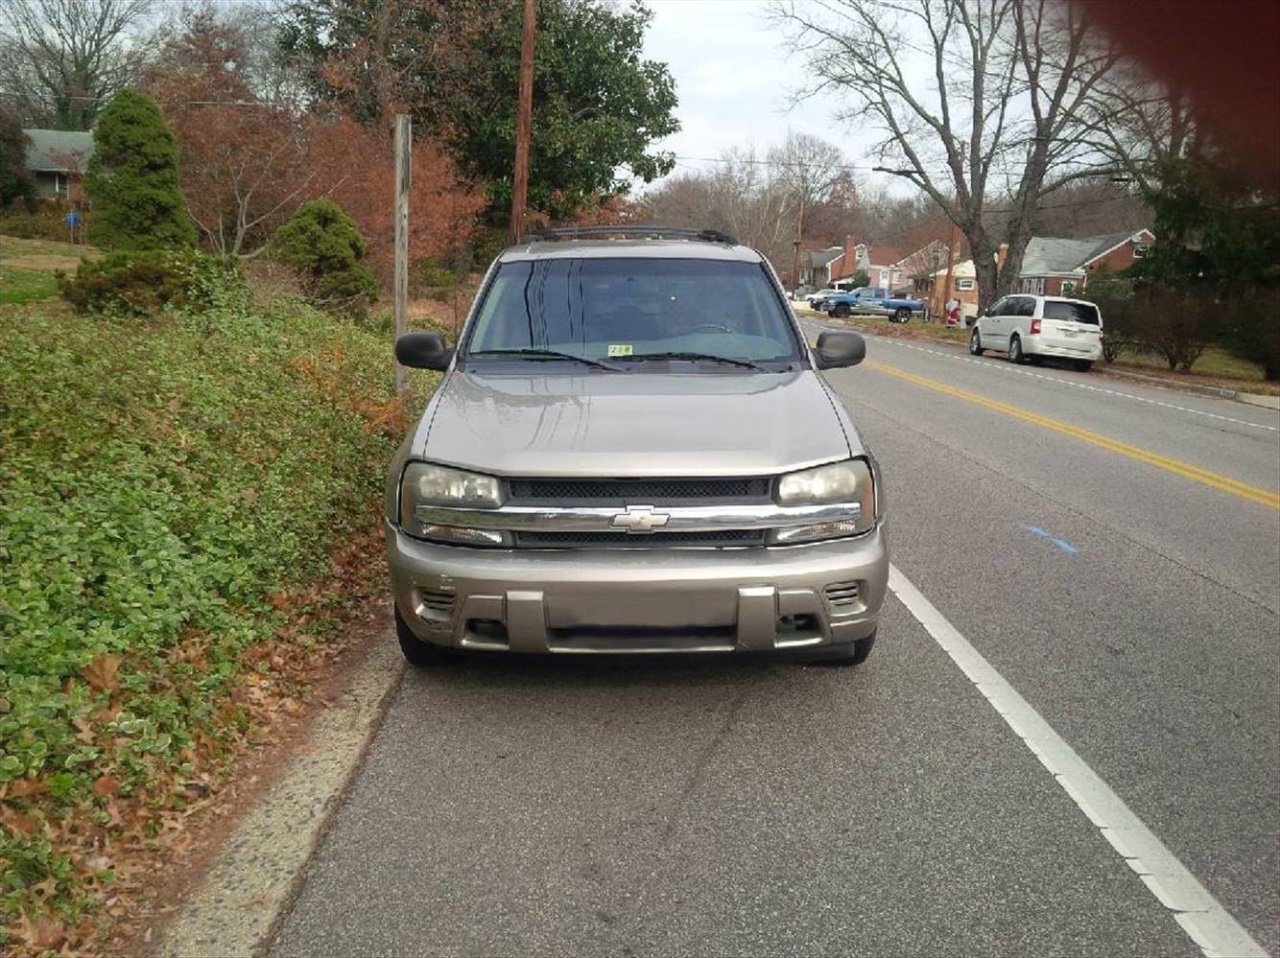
611,505,671,534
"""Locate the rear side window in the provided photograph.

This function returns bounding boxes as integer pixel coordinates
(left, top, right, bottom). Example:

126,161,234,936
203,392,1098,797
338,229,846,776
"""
1014,297,1037,316
1043,300,1100,325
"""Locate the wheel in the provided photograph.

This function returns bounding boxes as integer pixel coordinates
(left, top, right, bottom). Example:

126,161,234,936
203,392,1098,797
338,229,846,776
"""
969,329,984,355
795,632,876,666
893,307,911,323
395,606,457,667
1074,359,1093,372
833,303,850,318
1008,335,1026,364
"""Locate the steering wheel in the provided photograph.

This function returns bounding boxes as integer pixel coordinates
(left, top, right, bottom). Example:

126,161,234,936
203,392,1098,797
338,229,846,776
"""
688,323,733,334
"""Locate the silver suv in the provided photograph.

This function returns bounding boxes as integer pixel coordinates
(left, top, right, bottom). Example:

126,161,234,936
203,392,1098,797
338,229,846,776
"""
385,227,888,666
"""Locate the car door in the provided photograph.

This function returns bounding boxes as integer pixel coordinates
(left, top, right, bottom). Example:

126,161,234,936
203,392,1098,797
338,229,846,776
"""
981,297,1011,348
1009,296,1037,346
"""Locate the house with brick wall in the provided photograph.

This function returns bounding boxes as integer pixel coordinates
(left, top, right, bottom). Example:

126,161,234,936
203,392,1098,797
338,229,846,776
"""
928,230,1154,316
796,245,846,291
832,238,908,291
1017,230,1155,296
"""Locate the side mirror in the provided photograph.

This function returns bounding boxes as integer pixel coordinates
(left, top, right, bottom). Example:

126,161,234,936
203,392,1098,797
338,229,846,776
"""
395,332,452,371
813,329,866,369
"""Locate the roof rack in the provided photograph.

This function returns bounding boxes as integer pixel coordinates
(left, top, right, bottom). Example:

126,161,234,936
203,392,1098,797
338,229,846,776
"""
522,225,740,245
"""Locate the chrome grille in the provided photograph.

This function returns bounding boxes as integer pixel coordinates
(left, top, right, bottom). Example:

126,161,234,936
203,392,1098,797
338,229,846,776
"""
514,529,766,549
506,477,771,503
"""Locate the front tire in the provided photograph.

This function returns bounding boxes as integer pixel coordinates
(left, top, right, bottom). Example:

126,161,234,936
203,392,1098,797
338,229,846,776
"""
1008,335,1026,364
969,329,984,355
395,606,457,667
833,303,850,318
893,307,911,323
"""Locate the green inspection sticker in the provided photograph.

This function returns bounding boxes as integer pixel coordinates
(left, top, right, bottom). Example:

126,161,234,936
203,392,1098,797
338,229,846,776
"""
607,344,634,357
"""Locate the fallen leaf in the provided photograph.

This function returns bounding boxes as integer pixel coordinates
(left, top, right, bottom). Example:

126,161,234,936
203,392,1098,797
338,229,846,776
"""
82,654,121,694
6,776,49,800
93,774,120,798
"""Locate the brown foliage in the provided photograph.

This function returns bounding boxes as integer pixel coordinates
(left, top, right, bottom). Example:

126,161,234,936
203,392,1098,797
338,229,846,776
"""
303,116,485,287
144,8,484,271
144,12,312,257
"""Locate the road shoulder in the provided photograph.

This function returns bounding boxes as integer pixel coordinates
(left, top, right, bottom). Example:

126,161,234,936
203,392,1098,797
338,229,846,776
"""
144,629,404,958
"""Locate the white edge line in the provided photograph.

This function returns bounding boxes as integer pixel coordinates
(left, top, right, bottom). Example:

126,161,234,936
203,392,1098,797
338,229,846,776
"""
887,562,1269,958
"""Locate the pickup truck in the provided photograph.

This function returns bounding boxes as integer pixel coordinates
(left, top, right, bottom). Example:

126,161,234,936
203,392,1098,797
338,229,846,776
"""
825,287,926,323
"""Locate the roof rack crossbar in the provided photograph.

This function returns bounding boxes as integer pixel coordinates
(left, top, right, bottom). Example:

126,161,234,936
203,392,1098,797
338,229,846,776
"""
521,226,739,245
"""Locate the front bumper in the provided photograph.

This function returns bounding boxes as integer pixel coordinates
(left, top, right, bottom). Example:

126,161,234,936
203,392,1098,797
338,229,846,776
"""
387,522,888,655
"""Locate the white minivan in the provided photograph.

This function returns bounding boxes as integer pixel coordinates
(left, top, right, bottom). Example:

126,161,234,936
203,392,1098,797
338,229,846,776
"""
969,294,1104,371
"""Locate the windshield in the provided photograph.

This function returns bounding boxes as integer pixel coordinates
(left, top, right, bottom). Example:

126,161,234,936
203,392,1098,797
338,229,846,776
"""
462,257,803,368
1043,300,1101,324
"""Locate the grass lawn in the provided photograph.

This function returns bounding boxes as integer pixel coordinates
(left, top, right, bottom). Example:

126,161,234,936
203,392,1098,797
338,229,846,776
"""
0,266,59,305
0,235,96,305
1108,345,1268,381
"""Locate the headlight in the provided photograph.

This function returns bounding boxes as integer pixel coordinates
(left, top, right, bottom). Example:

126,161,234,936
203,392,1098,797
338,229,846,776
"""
771,459,876,543
777,460,867,505
400,463,509,545
403,462,503,508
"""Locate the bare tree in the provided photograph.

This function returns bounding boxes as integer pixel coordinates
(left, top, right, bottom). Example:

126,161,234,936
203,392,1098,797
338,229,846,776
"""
772,0,1122,308
1079,61,1199,194
706,146,796,262
0,0,155,129
768,131,848,284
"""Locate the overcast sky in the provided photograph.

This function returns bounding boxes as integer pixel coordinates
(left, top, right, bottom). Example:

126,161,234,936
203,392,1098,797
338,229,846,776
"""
639,0,849,187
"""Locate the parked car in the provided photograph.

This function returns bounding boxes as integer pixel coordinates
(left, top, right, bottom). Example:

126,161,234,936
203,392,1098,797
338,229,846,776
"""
969,293,1104,370
386,226,888,667
805,288,841,310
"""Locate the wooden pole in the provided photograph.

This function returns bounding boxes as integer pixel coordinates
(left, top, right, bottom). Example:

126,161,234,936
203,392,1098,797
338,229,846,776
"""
509,0,536,246
941,191,959,323
394,113,411,394
790,197,804,293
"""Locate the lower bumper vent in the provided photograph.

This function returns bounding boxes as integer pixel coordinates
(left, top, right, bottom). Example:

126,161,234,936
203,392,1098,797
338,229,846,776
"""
418,589,456,618
825,581,861,608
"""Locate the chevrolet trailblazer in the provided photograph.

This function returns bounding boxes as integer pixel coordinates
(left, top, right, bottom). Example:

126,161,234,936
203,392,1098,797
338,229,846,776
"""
385,227,888,666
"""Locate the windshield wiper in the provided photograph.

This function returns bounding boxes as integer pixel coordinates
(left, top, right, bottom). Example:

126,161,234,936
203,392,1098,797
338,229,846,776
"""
619,351,768,371
468,348,622,371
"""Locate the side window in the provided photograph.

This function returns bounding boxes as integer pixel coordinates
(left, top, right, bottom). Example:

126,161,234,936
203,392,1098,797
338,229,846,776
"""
1016,297,1036,317
988,297,1008,316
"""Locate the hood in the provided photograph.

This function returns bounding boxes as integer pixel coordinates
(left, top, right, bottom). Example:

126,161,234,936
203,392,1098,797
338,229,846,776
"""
416,369,852,477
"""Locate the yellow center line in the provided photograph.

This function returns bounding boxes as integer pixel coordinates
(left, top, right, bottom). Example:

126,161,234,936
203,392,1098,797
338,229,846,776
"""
864,360,1280,511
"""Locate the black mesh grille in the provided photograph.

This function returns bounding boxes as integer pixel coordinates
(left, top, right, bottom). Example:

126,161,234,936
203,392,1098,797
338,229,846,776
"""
514,529,766,549
507,477,771,503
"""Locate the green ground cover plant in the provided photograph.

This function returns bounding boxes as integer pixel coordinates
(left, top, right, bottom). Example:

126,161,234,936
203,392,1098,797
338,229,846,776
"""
0,290,435,951
0,266,57,305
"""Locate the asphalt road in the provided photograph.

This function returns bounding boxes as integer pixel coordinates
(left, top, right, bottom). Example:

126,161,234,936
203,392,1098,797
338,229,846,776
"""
267,333,1279,957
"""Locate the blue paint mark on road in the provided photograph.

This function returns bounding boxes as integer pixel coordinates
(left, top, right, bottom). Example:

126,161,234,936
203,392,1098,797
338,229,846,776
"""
1027,526,1079,555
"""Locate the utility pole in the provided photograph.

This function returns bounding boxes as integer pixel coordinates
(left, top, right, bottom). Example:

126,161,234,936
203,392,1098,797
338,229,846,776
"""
790,197,804,293
509,0,537,246
940,190,960,324
394,113,411,395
